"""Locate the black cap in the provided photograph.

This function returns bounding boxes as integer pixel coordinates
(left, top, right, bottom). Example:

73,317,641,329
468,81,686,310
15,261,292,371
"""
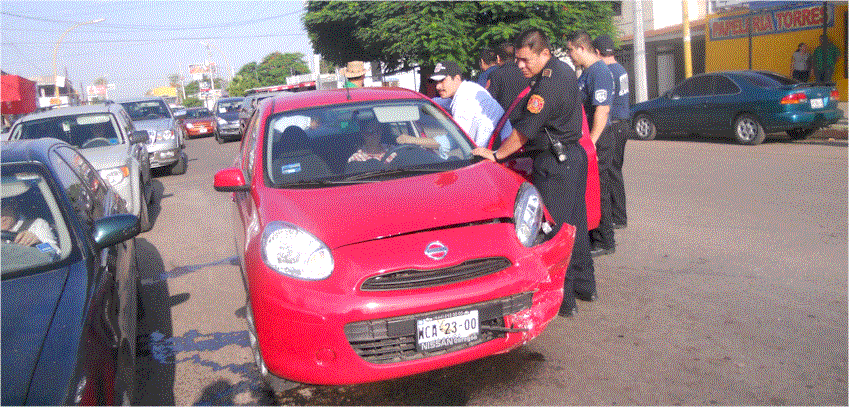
593,34,616,55
430,61,462,81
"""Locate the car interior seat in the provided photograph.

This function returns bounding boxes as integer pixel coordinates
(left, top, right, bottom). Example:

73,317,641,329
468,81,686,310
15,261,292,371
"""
271,125,331,185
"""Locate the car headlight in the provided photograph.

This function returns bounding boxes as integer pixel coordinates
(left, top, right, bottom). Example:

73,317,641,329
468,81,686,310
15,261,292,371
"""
261,221,334,280
157,129,175,141
185,122,195,129
99,166,129,186
513,182,543,247
217,117,227,125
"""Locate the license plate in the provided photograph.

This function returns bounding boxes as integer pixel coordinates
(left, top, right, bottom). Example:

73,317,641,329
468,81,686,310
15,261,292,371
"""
417,309,479,352
810,98,825,109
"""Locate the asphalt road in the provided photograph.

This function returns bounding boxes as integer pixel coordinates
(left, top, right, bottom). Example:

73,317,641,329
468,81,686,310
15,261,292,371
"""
133,130,848,405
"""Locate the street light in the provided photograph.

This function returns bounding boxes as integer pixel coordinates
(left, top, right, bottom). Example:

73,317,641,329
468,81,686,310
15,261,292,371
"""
201,41,234,81
53,18,105,100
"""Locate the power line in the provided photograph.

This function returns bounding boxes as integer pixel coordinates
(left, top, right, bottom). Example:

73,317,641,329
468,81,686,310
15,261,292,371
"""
1,32,305,46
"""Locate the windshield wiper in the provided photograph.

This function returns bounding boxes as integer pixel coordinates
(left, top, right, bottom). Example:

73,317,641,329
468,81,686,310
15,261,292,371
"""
342,164,451,181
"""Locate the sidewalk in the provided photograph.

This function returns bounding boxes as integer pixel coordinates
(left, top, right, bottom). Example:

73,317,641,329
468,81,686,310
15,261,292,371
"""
813,101,848,140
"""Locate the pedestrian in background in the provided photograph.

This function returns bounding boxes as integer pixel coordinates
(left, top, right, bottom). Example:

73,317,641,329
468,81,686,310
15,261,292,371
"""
473,28,595,317
812,35,840,83
477,47,499,89
790,42,811,82
593,34,630,230
489,42,529,122
566,30,616,257
342,61,366,88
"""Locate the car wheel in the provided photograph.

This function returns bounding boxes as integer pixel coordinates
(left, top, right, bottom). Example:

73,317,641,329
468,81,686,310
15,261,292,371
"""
733,113,766,145
633,114,657,140
787,128,816,140
169,152,187,176
138,191,152,232
245,300,300,393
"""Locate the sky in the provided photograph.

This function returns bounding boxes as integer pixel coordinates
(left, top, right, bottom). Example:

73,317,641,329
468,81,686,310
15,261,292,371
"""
1,1,314,98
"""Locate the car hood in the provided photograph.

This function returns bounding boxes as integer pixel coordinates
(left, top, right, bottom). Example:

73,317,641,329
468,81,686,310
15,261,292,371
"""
79,143,129,170
131,117,173,131
185,117,215,124
1,265,71,405
256,162,526,249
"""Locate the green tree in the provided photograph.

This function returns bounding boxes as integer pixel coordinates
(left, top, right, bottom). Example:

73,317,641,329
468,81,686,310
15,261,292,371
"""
183,97,202,107
227,53,310,96
304,1,615,93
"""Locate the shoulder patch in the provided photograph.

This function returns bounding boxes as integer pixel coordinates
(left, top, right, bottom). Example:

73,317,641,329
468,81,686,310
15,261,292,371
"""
594,89,608,103
542,69,552,77
527,94,545,114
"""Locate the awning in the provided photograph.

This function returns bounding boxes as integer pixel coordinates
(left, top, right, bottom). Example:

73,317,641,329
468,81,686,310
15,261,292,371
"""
2,74,37,115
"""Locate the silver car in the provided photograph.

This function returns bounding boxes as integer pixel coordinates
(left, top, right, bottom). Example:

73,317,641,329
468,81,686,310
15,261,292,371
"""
118,96,187,175
8,103,154,231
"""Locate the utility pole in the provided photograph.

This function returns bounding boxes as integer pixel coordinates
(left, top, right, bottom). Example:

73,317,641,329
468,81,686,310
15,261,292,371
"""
682,0,693,79
633,0,648,103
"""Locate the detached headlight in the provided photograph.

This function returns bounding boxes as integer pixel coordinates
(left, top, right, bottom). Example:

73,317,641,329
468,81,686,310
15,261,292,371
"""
157,129,175,140
261,221,334,280
513,182,543,247
99,166,129,186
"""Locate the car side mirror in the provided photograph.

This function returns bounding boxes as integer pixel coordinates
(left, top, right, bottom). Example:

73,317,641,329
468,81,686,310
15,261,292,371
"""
92,214,140,249
131,130,149,144
214,167,250,192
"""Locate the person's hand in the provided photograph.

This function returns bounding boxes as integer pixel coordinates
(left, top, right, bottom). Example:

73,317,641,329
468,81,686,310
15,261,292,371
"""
472,147,496,162
396,135,415,144
14,230,41,247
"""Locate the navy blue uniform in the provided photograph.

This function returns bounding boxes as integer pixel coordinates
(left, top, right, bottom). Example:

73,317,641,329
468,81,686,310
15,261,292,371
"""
513,56,594,313
578,59,616,251
607,60,630,227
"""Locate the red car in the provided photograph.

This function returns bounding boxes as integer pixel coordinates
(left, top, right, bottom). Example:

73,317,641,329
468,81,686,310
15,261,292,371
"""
181,107,218,139
213,88,576,391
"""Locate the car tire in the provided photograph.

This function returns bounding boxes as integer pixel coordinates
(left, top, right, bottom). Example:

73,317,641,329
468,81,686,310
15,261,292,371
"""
633,114,657,140
138,190,152,232
733,113,766,145
787,128,816,140
169,152,187,176
245,300,300,393
215,132,224,144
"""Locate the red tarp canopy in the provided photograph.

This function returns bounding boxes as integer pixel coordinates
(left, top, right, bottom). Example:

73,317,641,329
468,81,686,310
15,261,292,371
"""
2,74,37,115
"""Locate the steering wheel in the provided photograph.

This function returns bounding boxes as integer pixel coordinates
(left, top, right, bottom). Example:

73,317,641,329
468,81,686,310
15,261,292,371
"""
381,143,423,164
81,138,111,148
2,230,16,243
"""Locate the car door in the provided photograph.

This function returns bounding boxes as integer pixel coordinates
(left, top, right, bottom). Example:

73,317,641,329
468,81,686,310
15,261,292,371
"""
670,75,715,134
703,75,742,133
234,111,261,259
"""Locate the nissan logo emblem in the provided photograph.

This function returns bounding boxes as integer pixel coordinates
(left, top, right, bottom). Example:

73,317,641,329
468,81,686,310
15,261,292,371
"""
425,241,448,260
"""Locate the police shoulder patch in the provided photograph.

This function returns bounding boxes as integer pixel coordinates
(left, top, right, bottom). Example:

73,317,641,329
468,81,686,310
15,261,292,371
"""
542,69,552,77
594,89,608,103
527,94,545,114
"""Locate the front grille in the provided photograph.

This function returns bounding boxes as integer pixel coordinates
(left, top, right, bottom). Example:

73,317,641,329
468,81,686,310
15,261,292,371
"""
360,257,511,291
344,292,533,364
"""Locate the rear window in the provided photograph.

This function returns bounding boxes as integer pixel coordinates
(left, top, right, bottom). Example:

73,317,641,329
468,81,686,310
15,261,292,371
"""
12,113,123,148
120,100,171,120
739,72,799,88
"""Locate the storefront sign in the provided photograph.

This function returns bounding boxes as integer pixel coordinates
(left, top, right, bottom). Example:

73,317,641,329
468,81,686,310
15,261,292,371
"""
710,3,834,41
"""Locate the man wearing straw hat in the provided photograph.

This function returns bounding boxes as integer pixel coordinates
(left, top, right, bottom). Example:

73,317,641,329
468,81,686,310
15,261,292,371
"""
342,61,367,88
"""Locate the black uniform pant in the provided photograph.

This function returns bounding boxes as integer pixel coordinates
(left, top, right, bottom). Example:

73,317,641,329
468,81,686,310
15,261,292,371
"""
610,120,630,226
590,125,615,250
532,144,594,309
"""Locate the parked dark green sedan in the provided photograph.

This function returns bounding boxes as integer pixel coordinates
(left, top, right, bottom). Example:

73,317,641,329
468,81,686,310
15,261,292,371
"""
630,71,842,145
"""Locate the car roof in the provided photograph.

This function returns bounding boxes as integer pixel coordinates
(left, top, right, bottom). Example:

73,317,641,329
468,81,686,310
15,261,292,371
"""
1,138,64,165
261,87,427,113
115,96,166,103
217,97,244,102
16,103,120,122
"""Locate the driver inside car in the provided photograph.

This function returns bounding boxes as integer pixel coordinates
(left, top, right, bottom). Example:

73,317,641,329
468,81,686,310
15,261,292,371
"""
1,200,58,250
347,118,398,164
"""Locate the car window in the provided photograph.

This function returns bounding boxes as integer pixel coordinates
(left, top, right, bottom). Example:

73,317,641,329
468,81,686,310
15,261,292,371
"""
216,99,243,114
13,113,124,148
186,109,212,119
739,72,798,88
674,76,714,97
715,76,740,95
120,100,171,120
1,163,74,275
264,99,474,187
53,147,108,220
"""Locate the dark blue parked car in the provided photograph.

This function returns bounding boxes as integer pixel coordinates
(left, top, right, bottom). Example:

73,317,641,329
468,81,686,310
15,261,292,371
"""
630,70,842,145
213,96,245,144
1,138,140,405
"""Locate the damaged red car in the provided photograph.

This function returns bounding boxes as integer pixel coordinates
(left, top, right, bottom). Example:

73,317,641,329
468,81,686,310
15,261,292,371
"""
213,87,575,391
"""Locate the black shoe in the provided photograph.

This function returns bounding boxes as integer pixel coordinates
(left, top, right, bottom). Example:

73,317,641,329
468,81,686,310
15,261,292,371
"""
575,291,597,302
590,246,615,257
558,306,577,317
613,223,627,229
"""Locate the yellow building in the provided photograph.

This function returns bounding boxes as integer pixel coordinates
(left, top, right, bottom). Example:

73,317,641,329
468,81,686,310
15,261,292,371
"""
150,86,177,98
705,2,847,100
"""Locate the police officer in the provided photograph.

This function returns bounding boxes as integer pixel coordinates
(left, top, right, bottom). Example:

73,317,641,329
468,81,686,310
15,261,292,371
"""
593,34,630,230
566,30,616,257
474,28,595,316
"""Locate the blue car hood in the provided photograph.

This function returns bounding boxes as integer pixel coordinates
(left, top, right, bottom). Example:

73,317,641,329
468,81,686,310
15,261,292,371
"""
218,111,239,122
1,262,78,405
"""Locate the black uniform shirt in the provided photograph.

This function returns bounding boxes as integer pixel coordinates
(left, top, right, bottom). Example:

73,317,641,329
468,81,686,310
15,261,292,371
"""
513,56,583,151
488,61,528,121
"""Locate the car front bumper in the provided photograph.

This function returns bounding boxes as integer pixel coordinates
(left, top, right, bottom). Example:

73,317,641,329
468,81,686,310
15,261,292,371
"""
245,221,575,386
218,122,242,138
146,139,181,168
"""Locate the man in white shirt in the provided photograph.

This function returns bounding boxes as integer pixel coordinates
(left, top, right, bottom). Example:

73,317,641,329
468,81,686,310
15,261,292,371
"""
2,201,58,251
430,60,512,147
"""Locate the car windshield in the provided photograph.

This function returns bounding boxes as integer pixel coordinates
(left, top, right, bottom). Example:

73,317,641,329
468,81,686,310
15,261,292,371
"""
265,99,475,187
186,108,212,119
1,164,74,275
12,113,123,149
217,100,243,114
740,72,799,88
121,100,171,120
